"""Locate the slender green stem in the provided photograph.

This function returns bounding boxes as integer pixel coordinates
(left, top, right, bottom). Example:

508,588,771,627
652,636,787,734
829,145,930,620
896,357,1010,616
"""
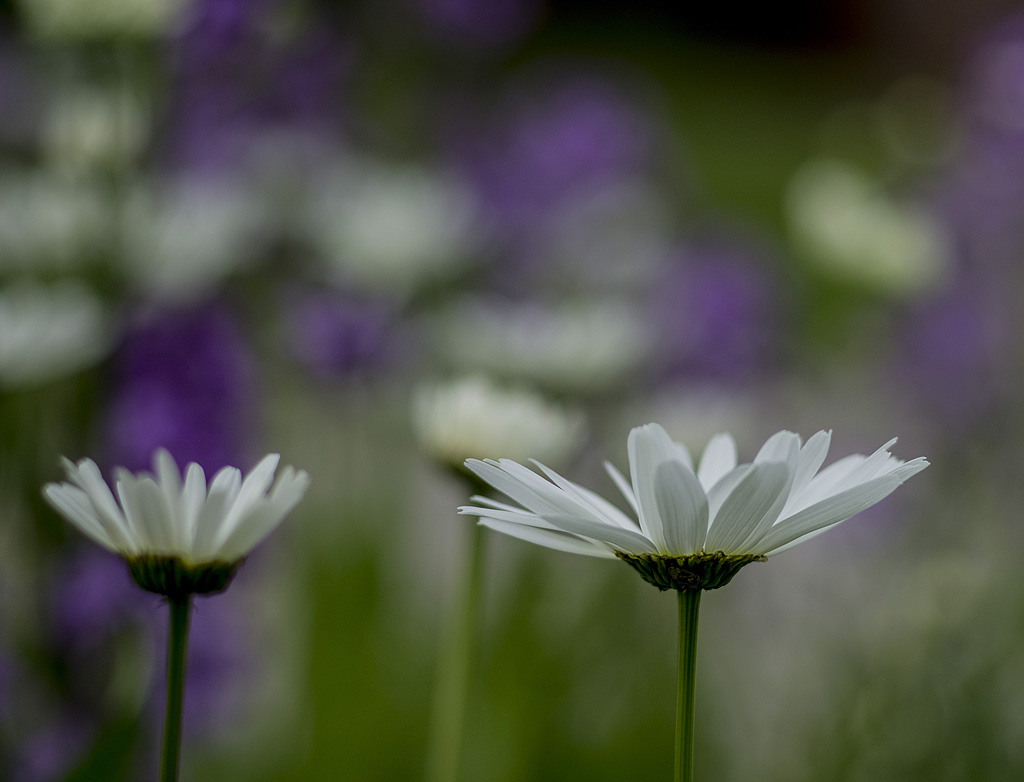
675,589,702,782
160,594,192,782
425,520,485,782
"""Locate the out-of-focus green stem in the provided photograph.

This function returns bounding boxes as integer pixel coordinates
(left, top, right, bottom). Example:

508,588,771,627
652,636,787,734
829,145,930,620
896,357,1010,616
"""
160,594,192,782
675,589,702,782
425,520,485,782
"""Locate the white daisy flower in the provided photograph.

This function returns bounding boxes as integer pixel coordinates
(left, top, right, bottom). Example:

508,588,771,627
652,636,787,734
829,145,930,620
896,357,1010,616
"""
17,0,187,39
434,298,650,394
413,376,584,470
0,174,109,271
44,86,149,174
44,450,310,596
307,158,478,298
0,279,111,388
460,423,928,591
120,177,262,302
787,159,950,296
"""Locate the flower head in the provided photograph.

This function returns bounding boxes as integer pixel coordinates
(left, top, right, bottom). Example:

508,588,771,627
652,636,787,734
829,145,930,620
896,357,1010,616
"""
787,159,951,296
44,450,309,597
307,158,478,298
17,0,187,40
105,302,255,473
0,279,111,388
434,298,649,395
460,424,928,591
413,375,584,471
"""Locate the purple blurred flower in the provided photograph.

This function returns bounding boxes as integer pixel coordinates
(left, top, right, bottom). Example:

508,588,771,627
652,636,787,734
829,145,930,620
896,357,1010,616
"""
50,550,153,648
181,597,250,731
933,12,1024,260
177,0,271,65
898,283,1004,421
0,38,41,145
962,10,1024,137
933,135,1024,253
0,650,12,721
105,301,256,473
454,76,653,236
412,0,541,52
168,6,351,171
654,242,782,382
284,289,397,377
13,718,91,782
142,589,252,737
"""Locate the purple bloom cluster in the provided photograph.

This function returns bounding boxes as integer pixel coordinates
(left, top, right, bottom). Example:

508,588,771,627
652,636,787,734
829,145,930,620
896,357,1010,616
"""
411,0,541,52
50,550,153,648
12,718,91,782
898,285,1005,423
898,13,1024,424
105,301,256,474
284,289,398,378
654,241,782,382
169,0,352,171
180,596,251,731
454,76,653,237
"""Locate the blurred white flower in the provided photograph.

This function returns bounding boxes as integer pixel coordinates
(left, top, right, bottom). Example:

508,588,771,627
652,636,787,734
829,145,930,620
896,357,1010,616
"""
44,450,309,587
532,181,671,292
435,298,650,394
121,178,262,301
461,423,927,589
787,159,950,296
44,87,149,174
307,159,477,297
0,279,110,388
641,385,762,455
412,376,584,469
0,172,109,271
17,0,186,39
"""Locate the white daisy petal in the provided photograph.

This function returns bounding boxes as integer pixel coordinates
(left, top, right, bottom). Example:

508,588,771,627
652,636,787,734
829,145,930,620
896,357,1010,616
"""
465,459,591,520
180,463,207,545
754,431,801,466
192,467,242,560
697,433,738,491
672,441,695,471
154,449,182,509
654,460,709,554
44,484,116,551
541,513,660,556
63,458,134,550
628,423,681,549
214,454,281,545
478,518,617,558
532,460,639,531
791,454,866,511
217,468,310,562
460,505,561,529
466,495,528,514
706,465,753,527
761,458,928,554
604,460,639,515
789,430,831,501
119,474,176,555
704,462,790,554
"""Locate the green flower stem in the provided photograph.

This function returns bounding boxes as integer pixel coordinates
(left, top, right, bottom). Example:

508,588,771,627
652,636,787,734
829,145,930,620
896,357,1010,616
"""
675,589,702,782
426,519,485,782
160,594,193,782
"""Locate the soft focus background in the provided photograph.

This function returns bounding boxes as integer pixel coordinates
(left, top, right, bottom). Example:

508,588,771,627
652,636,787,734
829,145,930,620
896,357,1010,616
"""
1,1,1023,780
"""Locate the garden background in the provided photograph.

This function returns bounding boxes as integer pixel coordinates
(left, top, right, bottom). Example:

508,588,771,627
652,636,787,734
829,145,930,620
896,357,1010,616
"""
1,1,1023,780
